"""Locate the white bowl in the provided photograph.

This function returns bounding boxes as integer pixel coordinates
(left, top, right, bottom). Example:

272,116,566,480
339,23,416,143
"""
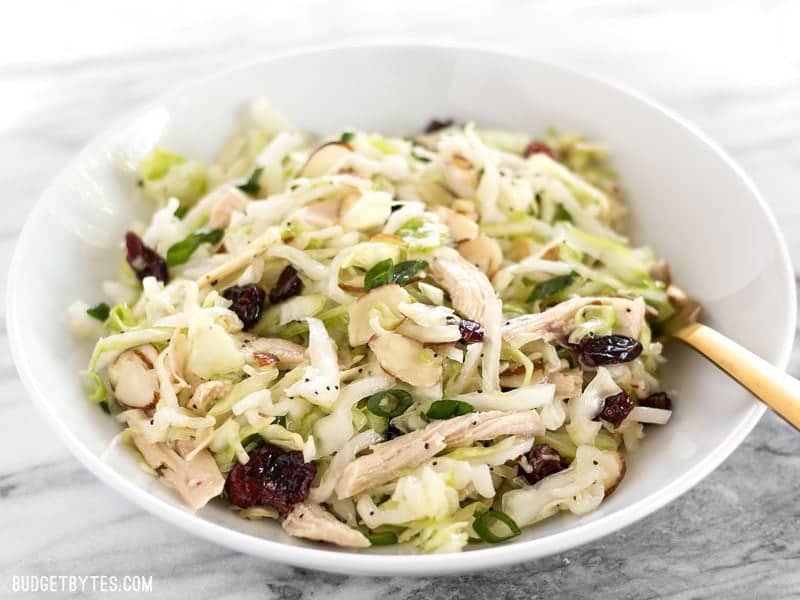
7,44,795,576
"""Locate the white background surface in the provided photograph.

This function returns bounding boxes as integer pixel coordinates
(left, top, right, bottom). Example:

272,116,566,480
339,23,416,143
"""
2,1,800,598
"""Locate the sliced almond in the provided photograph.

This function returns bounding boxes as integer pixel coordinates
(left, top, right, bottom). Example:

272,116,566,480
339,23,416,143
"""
108,345,160,408
458,234,503,278
368,332,443,387
444,155,479,197
435,206,479,242
300,142,353,178
290,196,343,228
603,451,626,497
347,284,410,346
340,191,392,231
396,320,461,343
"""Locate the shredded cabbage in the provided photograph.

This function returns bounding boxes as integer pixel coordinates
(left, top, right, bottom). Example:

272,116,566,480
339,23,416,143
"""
71,102,675,550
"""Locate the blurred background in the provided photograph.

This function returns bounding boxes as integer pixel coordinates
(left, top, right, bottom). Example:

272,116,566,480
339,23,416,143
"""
2,1,799,598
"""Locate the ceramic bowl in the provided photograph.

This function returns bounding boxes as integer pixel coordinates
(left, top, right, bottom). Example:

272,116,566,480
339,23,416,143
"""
7,44,795,575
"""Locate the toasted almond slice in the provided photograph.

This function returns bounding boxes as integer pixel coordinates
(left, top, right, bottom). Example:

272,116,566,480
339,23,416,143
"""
300,142,353,178
368,332,443,387
108,345,160,409
458,234,503,278
347,284,410,346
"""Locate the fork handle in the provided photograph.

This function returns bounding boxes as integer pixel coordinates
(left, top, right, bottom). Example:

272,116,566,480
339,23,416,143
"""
673,322,800,430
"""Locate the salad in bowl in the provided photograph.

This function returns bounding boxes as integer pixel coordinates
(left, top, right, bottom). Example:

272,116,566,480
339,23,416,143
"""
68,99,675,553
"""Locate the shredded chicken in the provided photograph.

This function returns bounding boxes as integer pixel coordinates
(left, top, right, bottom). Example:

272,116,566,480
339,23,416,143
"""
131,433,224,510
335,410,542,499
429,247,497,323
187,380,233,413
549,369,584,400
503,296,646,348
335,430,447,499
282,502,370,548
427,409,544,447
429,246,503,393
457,234,503,278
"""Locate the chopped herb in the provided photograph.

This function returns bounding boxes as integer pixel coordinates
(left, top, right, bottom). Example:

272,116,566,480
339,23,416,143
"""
425,399,474,420
473,510,521,543
553,203,573,223
340,131,355,144
392,260,428,286
527,272,576,303
364,259,394,291
173,205,188,219
98,401,111,415
242,433,264,449
365,389,413,419
86,302,110,322
411,151,431,163
367,531,398,546
237,166,264,195
364,259,428,291
166,228,225,267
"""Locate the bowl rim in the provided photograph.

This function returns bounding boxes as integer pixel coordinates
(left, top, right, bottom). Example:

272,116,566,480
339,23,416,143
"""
7,41,796,576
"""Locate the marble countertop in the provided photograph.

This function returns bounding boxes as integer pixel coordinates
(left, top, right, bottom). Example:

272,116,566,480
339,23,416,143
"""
3,1,800,598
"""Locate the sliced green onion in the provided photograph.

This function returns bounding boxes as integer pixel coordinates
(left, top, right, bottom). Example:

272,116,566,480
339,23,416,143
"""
391,260,428,286
527,272,576,303
237,166,264,195
86,302,110,322
364,258,394,291
364,259,428,291
139,147,185,181
366,389,413,419
553,203,573,223
340,131,355,144
166,228,224,266
367,531,398,546
98,401,111,415
174,205,188,219
241,433,264,449
473,510,521,543
425,399,473,420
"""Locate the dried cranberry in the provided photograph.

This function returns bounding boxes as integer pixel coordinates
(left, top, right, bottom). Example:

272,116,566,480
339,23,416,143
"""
223,284,266,330
125,231,168,283
459,319,485,344
424,118,454,133
523,141,559,161
225,443,315,513
640,391,672,411
269,265,303,304
577,334,643,367
599,391,634,428
522,444,567,484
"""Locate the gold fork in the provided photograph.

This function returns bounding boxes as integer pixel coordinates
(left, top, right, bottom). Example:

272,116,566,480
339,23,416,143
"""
662,285,800,429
